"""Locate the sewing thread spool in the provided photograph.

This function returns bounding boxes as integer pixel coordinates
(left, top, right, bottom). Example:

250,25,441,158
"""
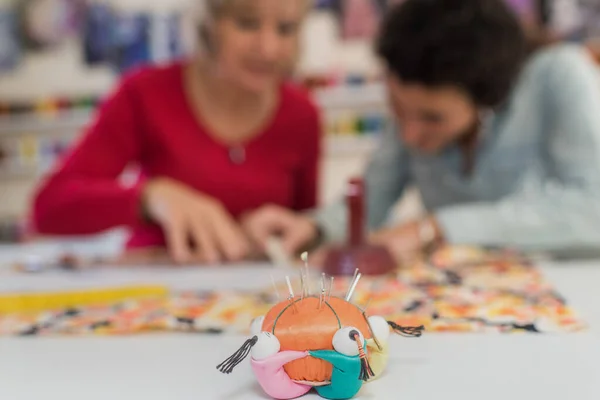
322,178,396,276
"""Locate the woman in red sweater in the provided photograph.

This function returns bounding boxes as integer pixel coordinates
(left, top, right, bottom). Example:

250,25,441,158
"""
31,0,320,264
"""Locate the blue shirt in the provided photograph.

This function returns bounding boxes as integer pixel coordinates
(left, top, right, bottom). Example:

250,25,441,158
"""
315,44,600,251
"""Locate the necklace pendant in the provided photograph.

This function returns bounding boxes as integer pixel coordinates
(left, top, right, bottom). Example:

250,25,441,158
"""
228,146,246,165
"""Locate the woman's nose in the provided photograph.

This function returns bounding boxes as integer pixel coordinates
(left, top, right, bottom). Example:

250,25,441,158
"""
256,28,280,60
401,121,422,147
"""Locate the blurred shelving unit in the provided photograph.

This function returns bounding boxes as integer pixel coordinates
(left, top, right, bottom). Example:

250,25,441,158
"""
311,81,391,204
0,81,390,178
0,81,391,239
314,81,390,157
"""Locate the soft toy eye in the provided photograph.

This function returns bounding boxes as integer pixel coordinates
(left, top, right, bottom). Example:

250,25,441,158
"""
368,315,390,343
251,331,280,361
250,315,265,336
332,327,364,357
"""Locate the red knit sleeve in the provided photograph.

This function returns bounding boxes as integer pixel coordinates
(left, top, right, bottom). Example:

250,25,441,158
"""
293,101,322,211
31,72,146,235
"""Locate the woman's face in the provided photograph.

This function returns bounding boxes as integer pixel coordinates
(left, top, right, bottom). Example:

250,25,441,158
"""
387,75,478,154
211,0,305,93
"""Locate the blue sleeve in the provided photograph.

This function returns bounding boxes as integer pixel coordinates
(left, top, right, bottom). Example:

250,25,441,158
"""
436,46,600,251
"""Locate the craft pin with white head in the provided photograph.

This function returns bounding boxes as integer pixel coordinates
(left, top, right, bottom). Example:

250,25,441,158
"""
328,276,334,301
301,252,310,296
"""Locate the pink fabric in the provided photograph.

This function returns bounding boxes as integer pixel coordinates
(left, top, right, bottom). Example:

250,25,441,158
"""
251,351,311,400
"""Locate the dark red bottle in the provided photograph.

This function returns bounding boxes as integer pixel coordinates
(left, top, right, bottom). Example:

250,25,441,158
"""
322,178,396,276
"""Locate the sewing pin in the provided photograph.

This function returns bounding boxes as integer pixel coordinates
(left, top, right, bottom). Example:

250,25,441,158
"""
328,276,334,301
345,273,362,302
345,268,360,300
286,276,294,298
285,276,298,312
301,252,310,296
300,267,306,301
319,273,326,309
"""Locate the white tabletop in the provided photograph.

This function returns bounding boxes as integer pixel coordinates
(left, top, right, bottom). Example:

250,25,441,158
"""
1,260,600,400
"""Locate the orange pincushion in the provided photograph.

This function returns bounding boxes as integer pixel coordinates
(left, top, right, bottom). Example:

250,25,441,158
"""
262,296,372,384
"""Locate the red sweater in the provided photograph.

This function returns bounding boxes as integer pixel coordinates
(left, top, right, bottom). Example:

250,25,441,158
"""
32,62,321,249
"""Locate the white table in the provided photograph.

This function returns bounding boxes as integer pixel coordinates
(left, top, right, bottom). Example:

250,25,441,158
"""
1,261,600,400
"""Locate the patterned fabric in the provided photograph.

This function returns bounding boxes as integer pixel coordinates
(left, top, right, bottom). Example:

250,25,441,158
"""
0,246,585,336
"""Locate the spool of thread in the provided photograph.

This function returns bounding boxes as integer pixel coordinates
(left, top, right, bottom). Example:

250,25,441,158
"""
9,102,33,115
36,99,59,115
362,113,383,134
55,98,72,112
337,114,356,136
18,136,39,166
0,102,10,116
346,74,365,86
355,115,366,136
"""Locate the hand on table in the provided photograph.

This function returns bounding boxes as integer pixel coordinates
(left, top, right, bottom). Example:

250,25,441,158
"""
241,205,320,256
141,177,251,264
370,216,443,263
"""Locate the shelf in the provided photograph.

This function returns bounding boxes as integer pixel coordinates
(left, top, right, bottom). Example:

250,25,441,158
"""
313,82,388,110
325,135,380,156
0,110,93,136
0,166,41,181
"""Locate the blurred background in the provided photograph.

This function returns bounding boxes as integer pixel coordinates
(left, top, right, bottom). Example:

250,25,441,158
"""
0,0,598,254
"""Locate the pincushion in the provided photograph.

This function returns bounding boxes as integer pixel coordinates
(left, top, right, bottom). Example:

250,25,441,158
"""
216,266,424,400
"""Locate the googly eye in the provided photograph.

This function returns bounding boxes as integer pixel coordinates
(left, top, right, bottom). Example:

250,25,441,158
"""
251,331,280,361
368,315,390,343
250,315,265,336
333,327,364,357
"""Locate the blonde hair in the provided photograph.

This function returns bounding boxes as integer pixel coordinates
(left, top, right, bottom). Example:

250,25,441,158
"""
202,0,313,22
197,0,312,52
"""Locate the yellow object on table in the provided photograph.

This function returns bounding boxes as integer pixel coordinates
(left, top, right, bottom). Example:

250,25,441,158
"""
366,338,389,381
0,286,169,314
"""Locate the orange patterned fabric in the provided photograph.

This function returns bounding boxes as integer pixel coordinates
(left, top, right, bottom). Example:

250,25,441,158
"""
0,246,587,336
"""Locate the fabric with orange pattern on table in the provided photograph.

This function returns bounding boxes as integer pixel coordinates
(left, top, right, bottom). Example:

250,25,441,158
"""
0,246,586,336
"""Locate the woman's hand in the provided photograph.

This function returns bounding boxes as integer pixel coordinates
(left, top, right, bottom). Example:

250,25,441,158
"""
241,205,319,256
370,216,443,262
141,177,251,264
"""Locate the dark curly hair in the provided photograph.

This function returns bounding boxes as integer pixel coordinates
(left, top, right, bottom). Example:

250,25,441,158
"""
377,0,528,108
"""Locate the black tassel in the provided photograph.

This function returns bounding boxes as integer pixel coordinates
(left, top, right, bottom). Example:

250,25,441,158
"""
387,321,425,337
216,336,258,374
358,356,375,382
350,330,375,382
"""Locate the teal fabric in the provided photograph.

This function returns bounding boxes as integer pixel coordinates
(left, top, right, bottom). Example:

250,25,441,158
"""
314,44,600,252
309,350,362,400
